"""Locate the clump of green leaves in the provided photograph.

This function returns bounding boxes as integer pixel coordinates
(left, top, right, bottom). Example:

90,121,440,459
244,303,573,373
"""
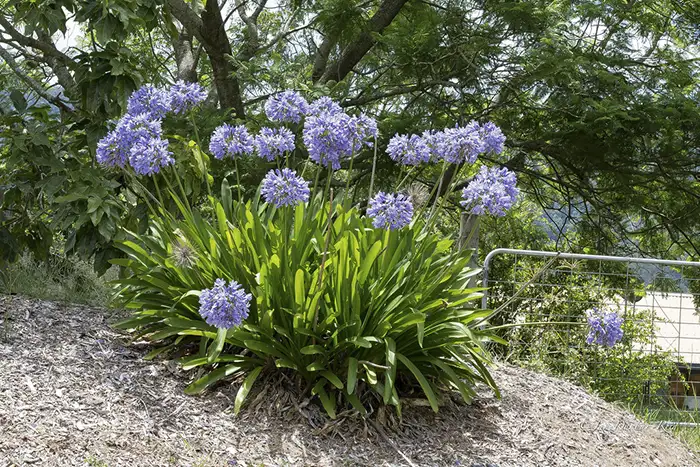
113,185,498,417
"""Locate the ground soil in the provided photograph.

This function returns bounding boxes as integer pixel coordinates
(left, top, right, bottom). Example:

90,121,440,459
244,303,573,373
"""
0,296,696,467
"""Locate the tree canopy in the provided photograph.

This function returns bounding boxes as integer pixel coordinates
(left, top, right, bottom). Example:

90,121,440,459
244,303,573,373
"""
1,0,699,270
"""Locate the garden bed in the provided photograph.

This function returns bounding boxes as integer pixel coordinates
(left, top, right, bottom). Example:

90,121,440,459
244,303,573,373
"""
0,295,695,466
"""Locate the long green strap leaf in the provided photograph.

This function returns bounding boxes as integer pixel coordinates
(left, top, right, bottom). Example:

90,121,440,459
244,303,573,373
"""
185,363,244,395
234,366,264,415
396,352,439,412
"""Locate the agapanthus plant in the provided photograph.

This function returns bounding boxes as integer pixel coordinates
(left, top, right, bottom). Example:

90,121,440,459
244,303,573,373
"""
170,80,207,114
97,81,206,175
96,113,171,173
129,137,174,176
307,96,342,117
110,86,523,419
199,279,252,329
480,121,506,154
303,111,377,170
367,192,414,229
265,90,309,123
127,84,171,119
387,134,431,166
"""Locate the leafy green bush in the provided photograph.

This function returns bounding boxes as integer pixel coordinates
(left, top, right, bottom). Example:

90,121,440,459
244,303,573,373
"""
114,187,498,416
99,84,523,417
488,255,681,406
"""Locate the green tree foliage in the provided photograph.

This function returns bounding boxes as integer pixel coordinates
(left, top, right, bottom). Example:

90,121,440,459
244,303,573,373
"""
1,0,699,268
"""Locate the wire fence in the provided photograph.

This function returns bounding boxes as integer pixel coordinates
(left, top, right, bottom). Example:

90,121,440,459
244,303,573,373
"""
481,249,700,421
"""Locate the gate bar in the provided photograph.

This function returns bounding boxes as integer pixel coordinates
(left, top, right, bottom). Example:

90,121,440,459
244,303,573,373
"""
481,248,700,309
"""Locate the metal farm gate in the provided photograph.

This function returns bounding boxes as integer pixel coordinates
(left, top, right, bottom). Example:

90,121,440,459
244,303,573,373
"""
481,249,700,424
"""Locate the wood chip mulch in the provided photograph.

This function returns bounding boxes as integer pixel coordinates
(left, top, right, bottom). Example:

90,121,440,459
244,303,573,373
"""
0,295,696,466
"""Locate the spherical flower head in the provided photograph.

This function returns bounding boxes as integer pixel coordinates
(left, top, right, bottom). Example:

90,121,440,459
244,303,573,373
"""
260,168,310,207
96,129,128,168
198,279,252,329
303,111,375,170
405,182,430,208
435,122,485,164
349,113,378,151
120,113,163,144
460,166,519,216
169,80,207,114
387,133,431,166
265,90,309,123
129,137,174,176
209,124,254,159
96,113,163,169
307,96,342,117
367,192,414,230
172,241,198,269
127,85,171,119
586,308,624,347
420,130,440,162
255,127,295,161
480,122,506,154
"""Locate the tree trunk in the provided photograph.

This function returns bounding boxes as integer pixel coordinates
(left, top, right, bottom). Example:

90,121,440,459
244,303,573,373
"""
458,213,480,288
173,31,198,82
201,0,245,117
319,0,409,83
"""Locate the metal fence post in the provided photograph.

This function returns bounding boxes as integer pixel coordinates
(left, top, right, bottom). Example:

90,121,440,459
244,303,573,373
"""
458,213,479,287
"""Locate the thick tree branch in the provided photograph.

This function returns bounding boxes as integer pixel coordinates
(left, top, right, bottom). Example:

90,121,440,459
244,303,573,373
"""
165,0,204,42
201,0,245,116
35,31,78,99
173,30,198,82
319,0,409,83
312,35,335,83
0,16,76,68
167,0,244,115
236,0,262,60
0,46,74,113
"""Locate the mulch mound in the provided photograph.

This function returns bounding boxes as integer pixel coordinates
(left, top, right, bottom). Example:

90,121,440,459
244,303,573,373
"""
0,295,695,466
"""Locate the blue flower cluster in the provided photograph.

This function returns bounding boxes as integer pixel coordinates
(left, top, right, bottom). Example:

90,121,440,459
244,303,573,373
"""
460,166,519,216
127,85,171,119
170,81,208,115
438,122,486,164
480,122,506,155
96,113,173,175
265,90,309,123
209,124,254,159
205,92,377,168
127,80,206,119
586,308,624,347
260,168,310,207
198,279,252,329
367,192,414,230
307,96,342,117
97,81,206,175
389,121,506,166
255,127,296,161
303,110,377,170
387,134,431,166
